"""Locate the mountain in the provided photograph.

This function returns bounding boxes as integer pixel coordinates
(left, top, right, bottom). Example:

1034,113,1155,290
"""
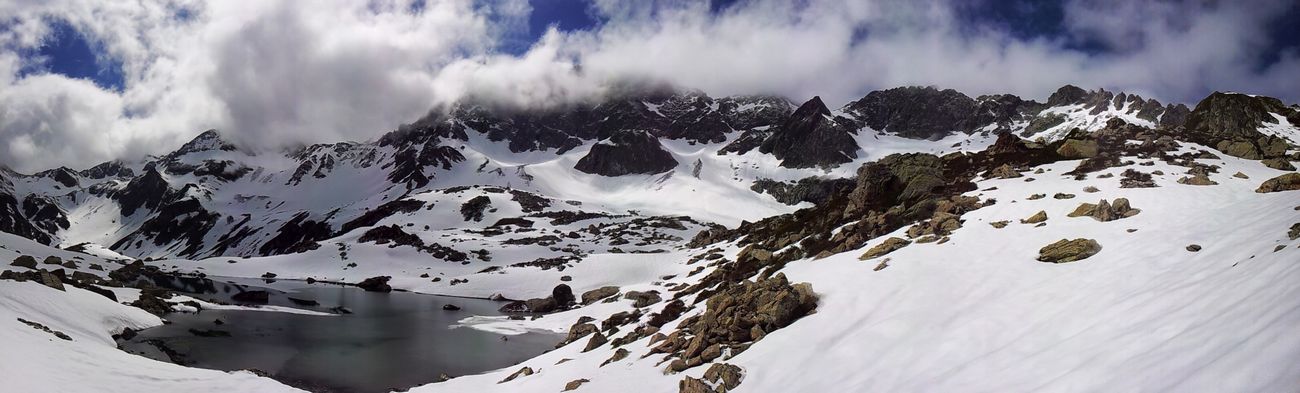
0,83,1298,393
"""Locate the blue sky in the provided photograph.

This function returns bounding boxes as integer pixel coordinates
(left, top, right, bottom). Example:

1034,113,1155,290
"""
3,0,1300,172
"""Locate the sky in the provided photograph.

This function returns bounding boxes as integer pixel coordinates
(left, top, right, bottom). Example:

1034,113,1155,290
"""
0,0,1298,173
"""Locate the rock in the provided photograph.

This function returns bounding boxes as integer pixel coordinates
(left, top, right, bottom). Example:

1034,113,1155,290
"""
560,322,599,347
658,274,815,371
1233,172,1250,179
287,297,319,306
1289,223,1299,240
1067,198,1140,221
1020,211,1048,224
70,271,101,285
1262,158,1296,171
42,256,62,265
10,255,36,269
1056,139,1099,158
1177,173,1218,186
624,291,662,308
357,276,393,292
574,129,678,176
989,164,1022,179
990,220,1009,229
581,286,620,305
1120,169,1158,188
1026,193,1046,200
1083,186,1100,193
601,348,630,367
132,290,172,316
1187,244,1202,252
553,284,576,307
1037,238,1102,263
1256,173,1300,193
330,306,353,314
563,379,590,391
442,304,461,311
231,290,270,304
858,237,910,260
260,272,277,279
37,270,65,291
582,331,608,352
679,377,714,393
498,367,534,383
459,196,492,222
703,363,744,391
1053,193,1076,199
560,275,572,282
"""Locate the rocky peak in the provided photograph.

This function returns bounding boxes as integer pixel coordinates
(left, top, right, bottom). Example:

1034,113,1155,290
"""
759,96,858,168
574,129,678,176
168,129,238,158
36,167,79,188
842,86,984,139
80,160,135,179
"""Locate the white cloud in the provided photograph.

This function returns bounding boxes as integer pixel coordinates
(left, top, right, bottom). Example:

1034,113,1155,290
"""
0,0,1297,172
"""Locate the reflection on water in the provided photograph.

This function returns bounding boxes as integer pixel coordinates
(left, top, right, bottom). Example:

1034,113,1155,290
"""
119,277,558,393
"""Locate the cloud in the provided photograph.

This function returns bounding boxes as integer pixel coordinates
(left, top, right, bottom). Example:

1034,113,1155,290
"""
0,0,1297,172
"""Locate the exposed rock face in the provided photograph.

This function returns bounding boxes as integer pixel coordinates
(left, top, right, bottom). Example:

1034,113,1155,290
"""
1183,92,1296,159
750,177,856,205
655,274,816,372
1067,198,1141,221
1256,173,1300,193
1038,238,1102,263
843,86,1039,138
115,167,176,217
460,196,491,222
858,237,910,260
574,129,678,176
758,97,859,168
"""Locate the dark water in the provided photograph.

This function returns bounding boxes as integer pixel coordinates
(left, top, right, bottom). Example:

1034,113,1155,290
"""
119,277,558,393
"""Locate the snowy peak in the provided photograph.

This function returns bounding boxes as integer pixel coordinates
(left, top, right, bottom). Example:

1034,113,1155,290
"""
167,129,238,158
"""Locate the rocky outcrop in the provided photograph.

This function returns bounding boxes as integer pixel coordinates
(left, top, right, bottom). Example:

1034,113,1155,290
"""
1021,211,1048,224
1037,238,1102,263
844,86,1038,139
759,97,859,168
654,274,816,372
1067,198,1140,221
750,177,856,205
356,276,393,292
1256,173,1300,193
574,129,678,176
1182,92,1295,159
460,196,491,222
858,237,910,260
679,363,745,393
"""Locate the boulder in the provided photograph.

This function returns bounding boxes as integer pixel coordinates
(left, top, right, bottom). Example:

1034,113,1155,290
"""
581,286,620,305
498,367,534,383
1020,211,1048,224
582,331,608,352
1055,139,1099,158
1068,198,1140,221
42,256,62,265
442,304,461,311
624,291,662,308
1262,158,1296,171
859,237,910,260
1177,173,1218,186
563,379,590,391
553,284,576,307
1186,244,1202,252
10,255,37,269
1037,238,1102,263
988,164,1022,179
1256,173,1300,193
357,276,393,292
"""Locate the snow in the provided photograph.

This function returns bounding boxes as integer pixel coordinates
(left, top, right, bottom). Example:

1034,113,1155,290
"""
405,146,1300,393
